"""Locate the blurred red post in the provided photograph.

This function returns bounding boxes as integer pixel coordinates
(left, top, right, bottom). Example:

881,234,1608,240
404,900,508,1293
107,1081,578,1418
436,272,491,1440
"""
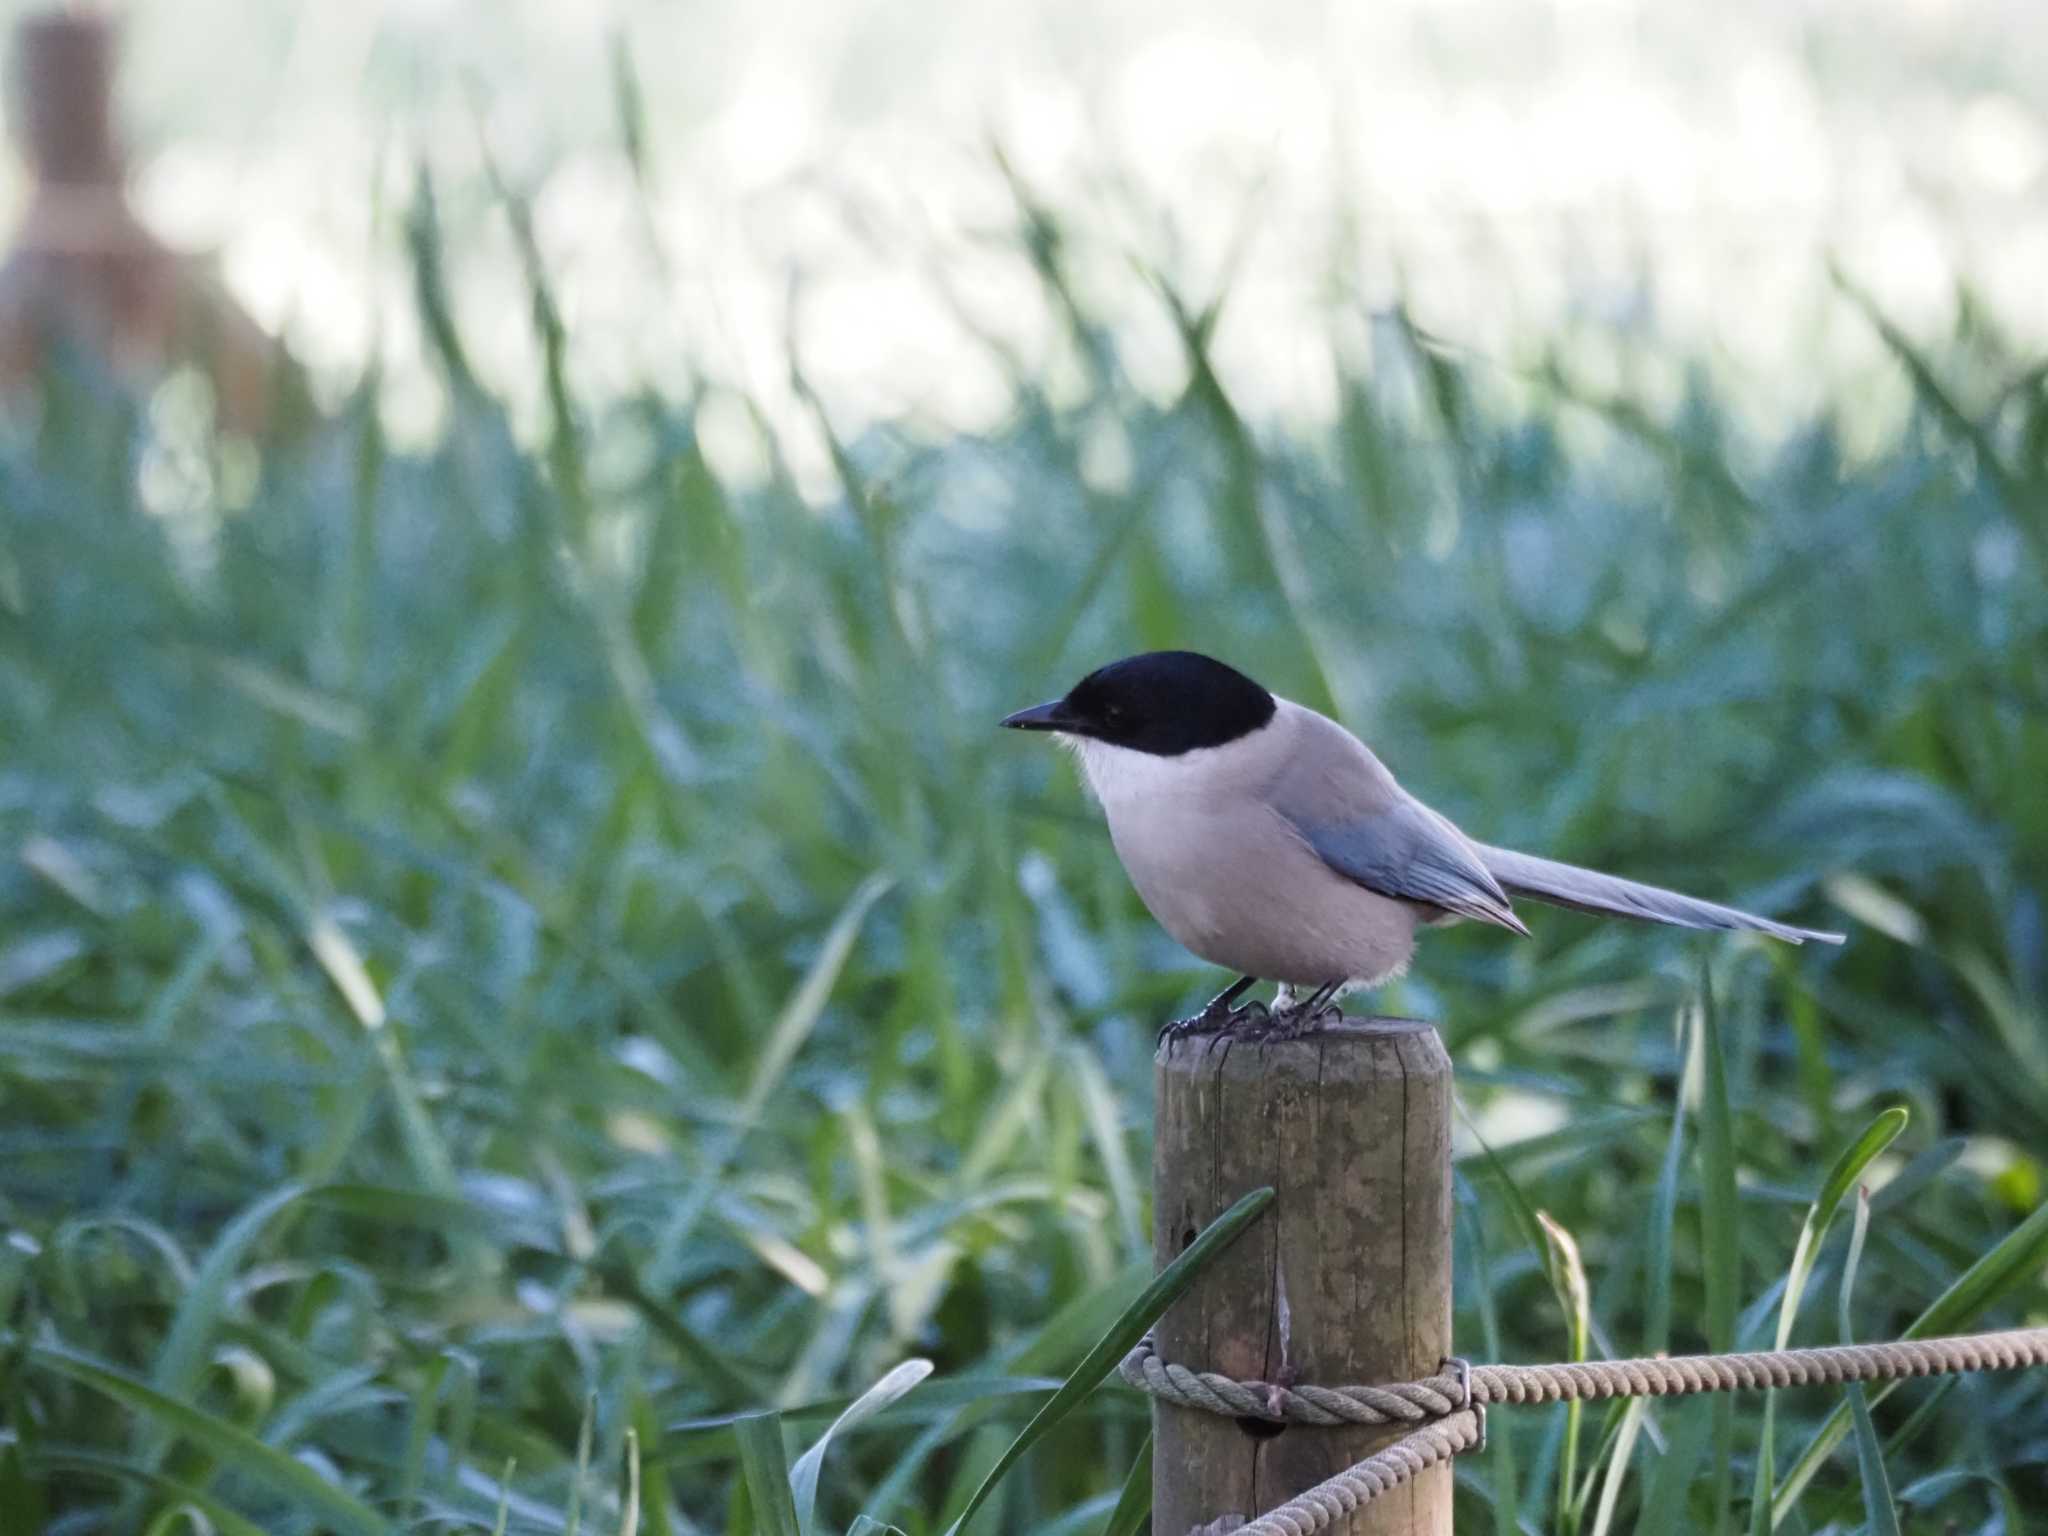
0,7,295,434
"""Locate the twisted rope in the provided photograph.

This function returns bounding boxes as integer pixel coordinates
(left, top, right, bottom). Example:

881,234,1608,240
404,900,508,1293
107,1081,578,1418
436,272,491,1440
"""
1120,1327,2048,1534
1120,1327,2048,1425
1236,1410,1483,1536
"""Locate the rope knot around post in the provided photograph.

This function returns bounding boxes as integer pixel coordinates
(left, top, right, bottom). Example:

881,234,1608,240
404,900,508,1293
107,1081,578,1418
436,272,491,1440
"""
1120,1335,1468,1428
1121,1326,2048,1536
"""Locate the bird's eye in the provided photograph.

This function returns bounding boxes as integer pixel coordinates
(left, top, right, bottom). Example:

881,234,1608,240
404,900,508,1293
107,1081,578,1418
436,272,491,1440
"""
1101,701,1125,722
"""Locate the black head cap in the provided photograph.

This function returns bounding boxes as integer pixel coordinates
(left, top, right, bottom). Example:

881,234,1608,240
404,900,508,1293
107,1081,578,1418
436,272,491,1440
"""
1000,651,1277,756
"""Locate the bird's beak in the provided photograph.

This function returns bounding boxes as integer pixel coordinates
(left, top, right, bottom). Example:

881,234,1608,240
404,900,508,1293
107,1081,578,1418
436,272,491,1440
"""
999,699,1075,732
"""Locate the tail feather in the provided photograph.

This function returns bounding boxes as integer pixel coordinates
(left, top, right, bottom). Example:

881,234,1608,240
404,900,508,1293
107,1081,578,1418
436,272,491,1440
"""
1477,845,1845,946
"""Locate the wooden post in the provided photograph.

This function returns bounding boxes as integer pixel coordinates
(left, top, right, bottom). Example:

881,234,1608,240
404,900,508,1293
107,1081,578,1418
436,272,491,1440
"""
1153,1018,1454,1535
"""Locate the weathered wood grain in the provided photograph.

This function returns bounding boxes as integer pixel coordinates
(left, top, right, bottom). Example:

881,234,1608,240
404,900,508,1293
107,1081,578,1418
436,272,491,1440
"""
1153,1017,1453,1536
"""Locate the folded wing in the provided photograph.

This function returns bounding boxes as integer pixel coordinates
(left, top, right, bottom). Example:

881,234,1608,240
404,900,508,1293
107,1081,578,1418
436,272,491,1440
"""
1286,799,1533,936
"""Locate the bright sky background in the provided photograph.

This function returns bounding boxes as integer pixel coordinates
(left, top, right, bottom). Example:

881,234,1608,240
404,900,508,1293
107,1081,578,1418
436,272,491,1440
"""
1,0,2042,463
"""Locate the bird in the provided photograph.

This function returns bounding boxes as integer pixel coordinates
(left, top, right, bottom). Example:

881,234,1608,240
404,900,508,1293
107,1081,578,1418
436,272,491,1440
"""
1000,650,1844,1039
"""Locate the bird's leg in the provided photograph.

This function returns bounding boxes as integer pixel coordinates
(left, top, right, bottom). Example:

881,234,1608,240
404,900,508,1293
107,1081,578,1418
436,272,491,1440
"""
1304,979,1347,1027
1157,975,1258,1046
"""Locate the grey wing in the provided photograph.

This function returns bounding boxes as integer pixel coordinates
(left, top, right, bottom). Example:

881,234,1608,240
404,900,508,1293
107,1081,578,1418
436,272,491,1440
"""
1284,799,1533,936
1477,844,1846,946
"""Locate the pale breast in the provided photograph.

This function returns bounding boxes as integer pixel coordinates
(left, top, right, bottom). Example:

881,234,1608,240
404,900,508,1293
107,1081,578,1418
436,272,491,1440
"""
1077,714,1423,986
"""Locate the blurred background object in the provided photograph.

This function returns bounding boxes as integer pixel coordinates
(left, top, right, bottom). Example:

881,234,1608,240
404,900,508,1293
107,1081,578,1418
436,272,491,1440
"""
0,6,297,433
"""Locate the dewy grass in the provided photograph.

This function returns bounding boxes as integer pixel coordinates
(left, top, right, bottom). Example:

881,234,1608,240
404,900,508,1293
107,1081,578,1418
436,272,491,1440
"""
2,142,2046,1534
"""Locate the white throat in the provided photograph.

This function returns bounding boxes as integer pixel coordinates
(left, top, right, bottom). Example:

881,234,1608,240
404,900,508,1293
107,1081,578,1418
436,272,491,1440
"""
1071,736,1220,810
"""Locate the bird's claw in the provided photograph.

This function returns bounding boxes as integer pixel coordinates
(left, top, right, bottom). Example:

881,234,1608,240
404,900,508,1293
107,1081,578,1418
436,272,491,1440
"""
1227,1000,1271,1034
1157,998,1271,1046
1245,999,1342,1042
1156,1012,1206,1046
1155,995,1347,1047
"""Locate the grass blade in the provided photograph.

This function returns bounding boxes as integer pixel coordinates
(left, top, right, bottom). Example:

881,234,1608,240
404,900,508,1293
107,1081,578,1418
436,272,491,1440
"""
791,1359,934,1536
1643,1025,1688,1357
1747,1108,1909,1533
1539,1210,1591,1536
667,1376,1062,1439
735,1412,802,1536
490,1457,515,1536
939,1185,1275,1535
619,1426,642,1536
27,1341,391,1535
1631,1402,1713,1536
1771,1194,2048,1524
1588,1400,1648,1536
650,873,894,1285
1096,1434,1151,1536
1457,1188,1520,1536
567,1391,596,1536
26,1449,268,1536
146,1181,309,1431
1068,1043,1144,1256
399,1353,451,1520
1693,978,1738,1536
1783,1108,1911,1348
1838,1189,1901,1536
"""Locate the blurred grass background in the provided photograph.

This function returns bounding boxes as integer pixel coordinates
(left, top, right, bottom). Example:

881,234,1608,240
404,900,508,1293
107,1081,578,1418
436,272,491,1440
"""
4,6,2048,1534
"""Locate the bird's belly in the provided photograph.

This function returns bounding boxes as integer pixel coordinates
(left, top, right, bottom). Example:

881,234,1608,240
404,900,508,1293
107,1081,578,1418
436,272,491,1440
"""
1105,803,1420,986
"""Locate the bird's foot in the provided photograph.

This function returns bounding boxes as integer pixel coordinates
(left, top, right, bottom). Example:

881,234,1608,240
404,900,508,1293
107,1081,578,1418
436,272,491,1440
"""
1156,1010,1211,1047
1158,997,1273,1046
1223,1000,1271,1036
1251,992,1344,1041
1158,1000,1228,1046
1252,1006,1314,1041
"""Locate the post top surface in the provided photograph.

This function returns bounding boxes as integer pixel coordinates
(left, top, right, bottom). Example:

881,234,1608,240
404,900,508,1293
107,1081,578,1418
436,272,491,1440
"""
1302,1013,1435,1038
1154,1014,1445,1070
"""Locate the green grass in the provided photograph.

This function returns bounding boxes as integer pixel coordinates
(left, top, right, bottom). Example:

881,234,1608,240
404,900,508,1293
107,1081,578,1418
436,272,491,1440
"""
2,148,2047,1535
